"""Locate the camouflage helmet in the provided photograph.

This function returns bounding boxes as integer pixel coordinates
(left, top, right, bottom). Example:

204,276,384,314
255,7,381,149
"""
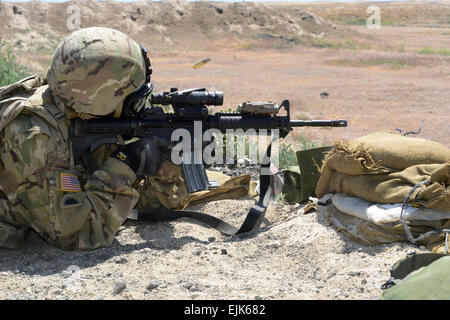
48,27,151,116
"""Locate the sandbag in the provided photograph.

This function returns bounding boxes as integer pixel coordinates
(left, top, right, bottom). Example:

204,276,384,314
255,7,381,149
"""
138,160,254,211
327,162,450,212
330,193,450,225
350,131,450,170
321,201,450,252
316,131,450,198
184,170,254,208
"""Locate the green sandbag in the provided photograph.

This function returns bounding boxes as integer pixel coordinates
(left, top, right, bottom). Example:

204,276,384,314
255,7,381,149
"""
282,146,332,204
282,166,301,204
381,253,450,300
297,146,333,203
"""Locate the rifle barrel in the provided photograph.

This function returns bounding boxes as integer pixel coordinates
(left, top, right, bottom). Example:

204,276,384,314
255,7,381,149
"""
290,120,347,127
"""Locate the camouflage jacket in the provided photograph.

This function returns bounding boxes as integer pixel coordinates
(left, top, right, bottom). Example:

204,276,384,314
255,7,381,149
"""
0,76,142,250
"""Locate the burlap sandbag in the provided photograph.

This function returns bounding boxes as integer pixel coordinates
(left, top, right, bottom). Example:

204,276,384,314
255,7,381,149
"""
328,162,450,212
183,170,255,208
137,160,255,211
323,203,450,253
316,131,450,198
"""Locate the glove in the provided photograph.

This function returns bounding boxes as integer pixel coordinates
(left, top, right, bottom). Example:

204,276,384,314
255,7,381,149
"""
112,137,169,176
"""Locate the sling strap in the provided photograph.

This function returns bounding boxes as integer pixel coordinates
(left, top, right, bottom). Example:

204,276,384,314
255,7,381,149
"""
130,144,278,236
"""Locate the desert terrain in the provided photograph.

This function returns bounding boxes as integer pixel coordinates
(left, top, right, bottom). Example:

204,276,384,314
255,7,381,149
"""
0,0,449,301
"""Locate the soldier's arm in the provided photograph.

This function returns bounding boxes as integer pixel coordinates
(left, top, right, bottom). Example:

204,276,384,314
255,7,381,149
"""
0,192,28,249
0,112,139,250
72,157,140,250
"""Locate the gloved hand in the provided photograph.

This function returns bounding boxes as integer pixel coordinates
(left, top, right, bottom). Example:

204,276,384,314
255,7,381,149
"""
111,137,169,176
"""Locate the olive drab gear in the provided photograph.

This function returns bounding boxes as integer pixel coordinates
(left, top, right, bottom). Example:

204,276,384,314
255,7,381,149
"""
47,27,149,117
381,253,450,300
282,146,333,204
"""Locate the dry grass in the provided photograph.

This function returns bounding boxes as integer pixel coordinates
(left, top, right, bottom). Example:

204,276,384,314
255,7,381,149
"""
294,1,450,27
329,56,428,69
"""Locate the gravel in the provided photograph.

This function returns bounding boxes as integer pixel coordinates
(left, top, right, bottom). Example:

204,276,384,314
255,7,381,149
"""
0,191,425,300
113,281,127,295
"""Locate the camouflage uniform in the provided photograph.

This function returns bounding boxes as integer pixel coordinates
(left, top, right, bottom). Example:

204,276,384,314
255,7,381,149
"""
0,28,180,250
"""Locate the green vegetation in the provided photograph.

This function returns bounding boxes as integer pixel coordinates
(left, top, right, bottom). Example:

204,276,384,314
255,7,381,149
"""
325,13,366,26
222,107,238,113
319,10,395,26
417,47,450,56
298,136,322,150
320,5,450,27
330,57,422,69
211,133,322,170
279,136,322,170
0,41,30,87
309,37,372,50
278,143,297,170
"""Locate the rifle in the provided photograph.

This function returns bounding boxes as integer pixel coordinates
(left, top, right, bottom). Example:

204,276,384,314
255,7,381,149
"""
70,87,347,236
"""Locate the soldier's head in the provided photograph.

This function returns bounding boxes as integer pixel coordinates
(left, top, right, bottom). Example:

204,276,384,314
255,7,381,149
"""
47,27,153,118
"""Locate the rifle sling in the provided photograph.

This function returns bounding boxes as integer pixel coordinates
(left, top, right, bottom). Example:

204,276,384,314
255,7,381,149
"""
134,145,274,236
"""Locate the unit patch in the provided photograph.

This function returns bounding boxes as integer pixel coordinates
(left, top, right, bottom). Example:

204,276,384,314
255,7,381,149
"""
60,193,84,208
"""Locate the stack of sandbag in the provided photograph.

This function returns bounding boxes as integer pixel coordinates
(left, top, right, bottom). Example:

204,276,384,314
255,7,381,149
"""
315,131,450,252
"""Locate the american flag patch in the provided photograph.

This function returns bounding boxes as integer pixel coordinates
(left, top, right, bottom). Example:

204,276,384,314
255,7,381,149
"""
60,173,81,192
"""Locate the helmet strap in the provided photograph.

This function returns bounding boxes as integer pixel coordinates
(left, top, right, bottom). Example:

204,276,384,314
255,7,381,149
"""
140,43,152,81
113,103,123,119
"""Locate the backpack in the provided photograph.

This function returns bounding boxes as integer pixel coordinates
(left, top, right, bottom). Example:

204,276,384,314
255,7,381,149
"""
0,75,60,134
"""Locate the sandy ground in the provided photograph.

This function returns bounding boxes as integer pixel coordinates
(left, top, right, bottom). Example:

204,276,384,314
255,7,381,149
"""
149,46,450,148
0,199,425,300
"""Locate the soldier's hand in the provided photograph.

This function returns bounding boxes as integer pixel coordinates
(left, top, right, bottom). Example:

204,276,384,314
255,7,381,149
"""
112,137,169,176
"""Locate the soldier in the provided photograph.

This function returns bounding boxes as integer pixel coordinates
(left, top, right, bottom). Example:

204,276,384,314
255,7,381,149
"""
0,27,189,250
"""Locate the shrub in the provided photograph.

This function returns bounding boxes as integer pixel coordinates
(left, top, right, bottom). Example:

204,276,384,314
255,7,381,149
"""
279,136,322,170
0,41,30,87
417,47,450,56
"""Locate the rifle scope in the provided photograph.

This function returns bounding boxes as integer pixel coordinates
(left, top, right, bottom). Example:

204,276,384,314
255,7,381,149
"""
151,88,223,106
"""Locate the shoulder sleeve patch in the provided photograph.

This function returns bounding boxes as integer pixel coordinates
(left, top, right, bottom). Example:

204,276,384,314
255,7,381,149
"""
60,193,84,208
60,173,81,192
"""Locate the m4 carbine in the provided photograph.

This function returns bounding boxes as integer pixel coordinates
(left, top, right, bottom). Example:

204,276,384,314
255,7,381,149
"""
70,88,347,235
71,87,346,172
